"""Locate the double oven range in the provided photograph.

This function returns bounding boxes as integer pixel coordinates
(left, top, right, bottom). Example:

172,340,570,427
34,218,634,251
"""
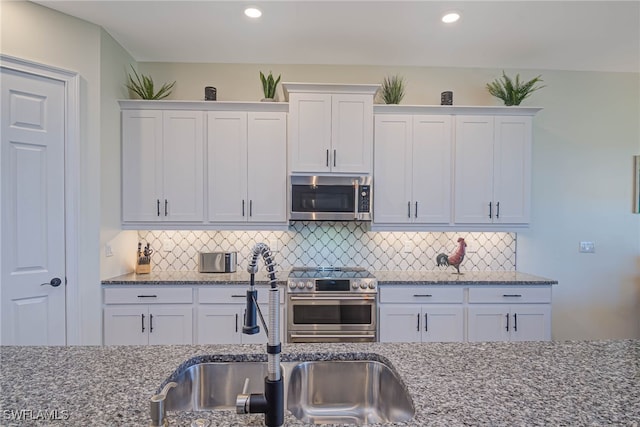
286,267,377,343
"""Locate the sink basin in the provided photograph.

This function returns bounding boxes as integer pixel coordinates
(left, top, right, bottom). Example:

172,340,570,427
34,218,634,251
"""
286,360,415,425
159,356,414,425
164,361,268,411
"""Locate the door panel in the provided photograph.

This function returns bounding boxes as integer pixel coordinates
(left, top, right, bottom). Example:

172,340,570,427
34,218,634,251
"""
1,69,66,345
379,304,422,343
148,307,193,345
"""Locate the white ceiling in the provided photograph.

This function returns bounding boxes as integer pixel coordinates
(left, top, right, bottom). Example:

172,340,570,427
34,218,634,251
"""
33,0,640,72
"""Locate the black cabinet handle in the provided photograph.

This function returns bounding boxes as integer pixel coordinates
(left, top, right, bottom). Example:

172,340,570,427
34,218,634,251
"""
141,314,145,333
235,313,239,333
416,314,420,331
149,314,154,333
407,201,411,218
137,295,158,298
333,149,336,167
502,294,522,298
242,200,245,217
164,199,168,216
249,200,253,217
157,199,160,216
489,202,493,219
415,201,418,218
496,201,500,219
505,313,509,332
413,294,433,297
326,149,329,167
424,313,428,332
513,313,518,332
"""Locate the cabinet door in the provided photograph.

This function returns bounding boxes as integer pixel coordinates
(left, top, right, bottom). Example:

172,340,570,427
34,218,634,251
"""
103,306,147,345
162,111,204,222
454,116,494,224
331,94,373,173
197,305,242,344
379,304,422,343
122,110,163,222
467,305,510,342
412,115,452,224
147,306,193,345
422,305,464,342
373,115,412,224
247,112,287,222
208,112,248,222
510,304,551,341
288,93,332,172
493,116,532,224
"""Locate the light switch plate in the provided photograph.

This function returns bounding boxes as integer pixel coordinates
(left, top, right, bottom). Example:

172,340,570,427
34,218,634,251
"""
579,241,595,253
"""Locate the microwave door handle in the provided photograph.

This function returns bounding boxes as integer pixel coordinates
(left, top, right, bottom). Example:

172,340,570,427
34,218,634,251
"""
354,180,359,220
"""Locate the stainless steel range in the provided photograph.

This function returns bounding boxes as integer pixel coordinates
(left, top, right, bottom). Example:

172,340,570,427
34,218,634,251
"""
287,267,377,343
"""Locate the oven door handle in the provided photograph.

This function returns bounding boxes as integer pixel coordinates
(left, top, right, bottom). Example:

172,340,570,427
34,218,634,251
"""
290,334,377,339
289,295,376,301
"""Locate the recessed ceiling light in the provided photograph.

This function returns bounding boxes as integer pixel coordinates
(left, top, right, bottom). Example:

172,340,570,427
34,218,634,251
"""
244,7,262,18
442,12,460,24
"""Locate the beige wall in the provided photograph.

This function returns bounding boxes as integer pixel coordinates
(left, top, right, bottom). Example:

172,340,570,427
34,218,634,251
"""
1,1,134,344
140,62,640,340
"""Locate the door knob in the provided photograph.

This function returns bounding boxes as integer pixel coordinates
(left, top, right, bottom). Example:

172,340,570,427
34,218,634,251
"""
41,277,62,287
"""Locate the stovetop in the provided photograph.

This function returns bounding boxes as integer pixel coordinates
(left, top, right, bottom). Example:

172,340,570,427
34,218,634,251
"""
288,266,375,279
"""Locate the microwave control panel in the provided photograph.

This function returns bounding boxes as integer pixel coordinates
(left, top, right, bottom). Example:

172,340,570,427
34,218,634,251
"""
358,185,371,212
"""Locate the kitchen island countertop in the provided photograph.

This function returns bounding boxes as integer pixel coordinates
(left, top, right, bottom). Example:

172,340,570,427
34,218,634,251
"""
1,340,637,426
102,270,556,286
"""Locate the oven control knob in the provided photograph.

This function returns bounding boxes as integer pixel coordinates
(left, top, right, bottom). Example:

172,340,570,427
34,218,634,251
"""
352,281,359,289
288,281,296,289
359,282,368,290
368,282,376,289
306,281,314,289
297,282,306,289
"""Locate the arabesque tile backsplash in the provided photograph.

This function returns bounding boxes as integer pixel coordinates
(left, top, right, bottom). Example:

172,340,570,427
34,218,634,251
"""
138,223,516,272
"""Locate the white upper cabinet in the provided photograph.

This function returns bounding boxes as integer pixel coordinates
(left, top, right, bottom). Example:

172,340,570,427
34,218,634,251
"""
285,83,379,174
454,115,532,224
208,111,287,223
122,109,204,223
374,113,452,225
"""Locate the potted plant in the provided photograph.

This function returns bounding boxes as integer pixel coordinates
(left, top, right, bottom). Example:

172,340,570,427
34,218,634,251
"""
486,71,545,106
126,65,175,100
260,71,281,101
380,75,406,104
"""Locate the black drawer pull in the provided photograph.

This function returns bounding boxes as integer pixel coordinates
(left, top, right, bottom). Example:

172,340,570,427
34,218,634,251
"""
231,294,245,298
413,294,433,297
137,295,158,298
502,294,522,298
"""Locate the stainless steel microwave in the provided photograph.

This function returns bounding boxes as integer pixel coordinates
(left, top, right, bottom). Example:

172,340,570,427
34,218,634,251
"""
289,175,372,221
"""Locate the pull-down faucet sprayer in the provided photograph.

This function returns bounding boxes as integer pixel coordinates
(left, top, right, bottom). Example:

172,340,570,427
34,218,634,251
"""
235,243,284,427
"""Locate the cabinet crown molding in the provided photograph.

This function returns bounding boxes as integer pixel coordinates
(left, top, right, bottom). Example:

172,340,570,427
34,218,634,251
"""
118,100,288,112
282,82,381,100
373,104,542,116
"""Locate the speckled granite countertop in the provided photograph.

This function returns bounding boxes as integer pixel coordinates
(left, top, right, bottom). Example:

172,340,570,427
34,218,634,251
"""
101,270,288,286
1,341,637,426
102,270,556,286
373,270,557,285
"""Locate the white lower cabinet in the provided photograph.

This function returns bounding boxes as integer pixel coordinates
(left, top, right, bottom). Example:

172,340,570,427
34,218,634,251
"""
103,287,194,345
379,286,465,342
196,286,285,345
467,287,552,342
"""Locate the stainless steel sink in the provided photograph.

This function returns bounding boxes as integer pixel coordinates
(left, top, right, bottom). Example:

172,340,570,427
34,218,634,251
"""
164,361,269,411
286,360,415,425
159,356,415,425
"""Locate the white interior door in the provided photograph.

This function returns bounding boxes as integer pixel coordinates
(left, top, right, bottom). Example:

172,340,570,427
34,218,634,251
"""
1,68,66,345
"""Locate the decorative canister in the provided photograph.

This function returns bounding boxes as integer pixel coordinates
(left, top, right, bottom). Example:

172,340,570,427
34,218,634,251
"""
441,91,453,105
205,86,217,101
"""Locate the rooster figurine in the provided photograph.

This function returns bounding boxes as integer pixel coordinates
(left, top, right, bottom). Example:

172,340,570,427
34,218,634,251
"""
436,237,467,274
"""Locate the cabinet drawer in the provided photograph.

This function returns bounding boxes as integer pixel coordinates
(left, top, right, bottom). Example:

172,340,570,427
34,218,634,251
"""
103,287,193,304
198,286,284,304
379,286,464,303
468,286,552,303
